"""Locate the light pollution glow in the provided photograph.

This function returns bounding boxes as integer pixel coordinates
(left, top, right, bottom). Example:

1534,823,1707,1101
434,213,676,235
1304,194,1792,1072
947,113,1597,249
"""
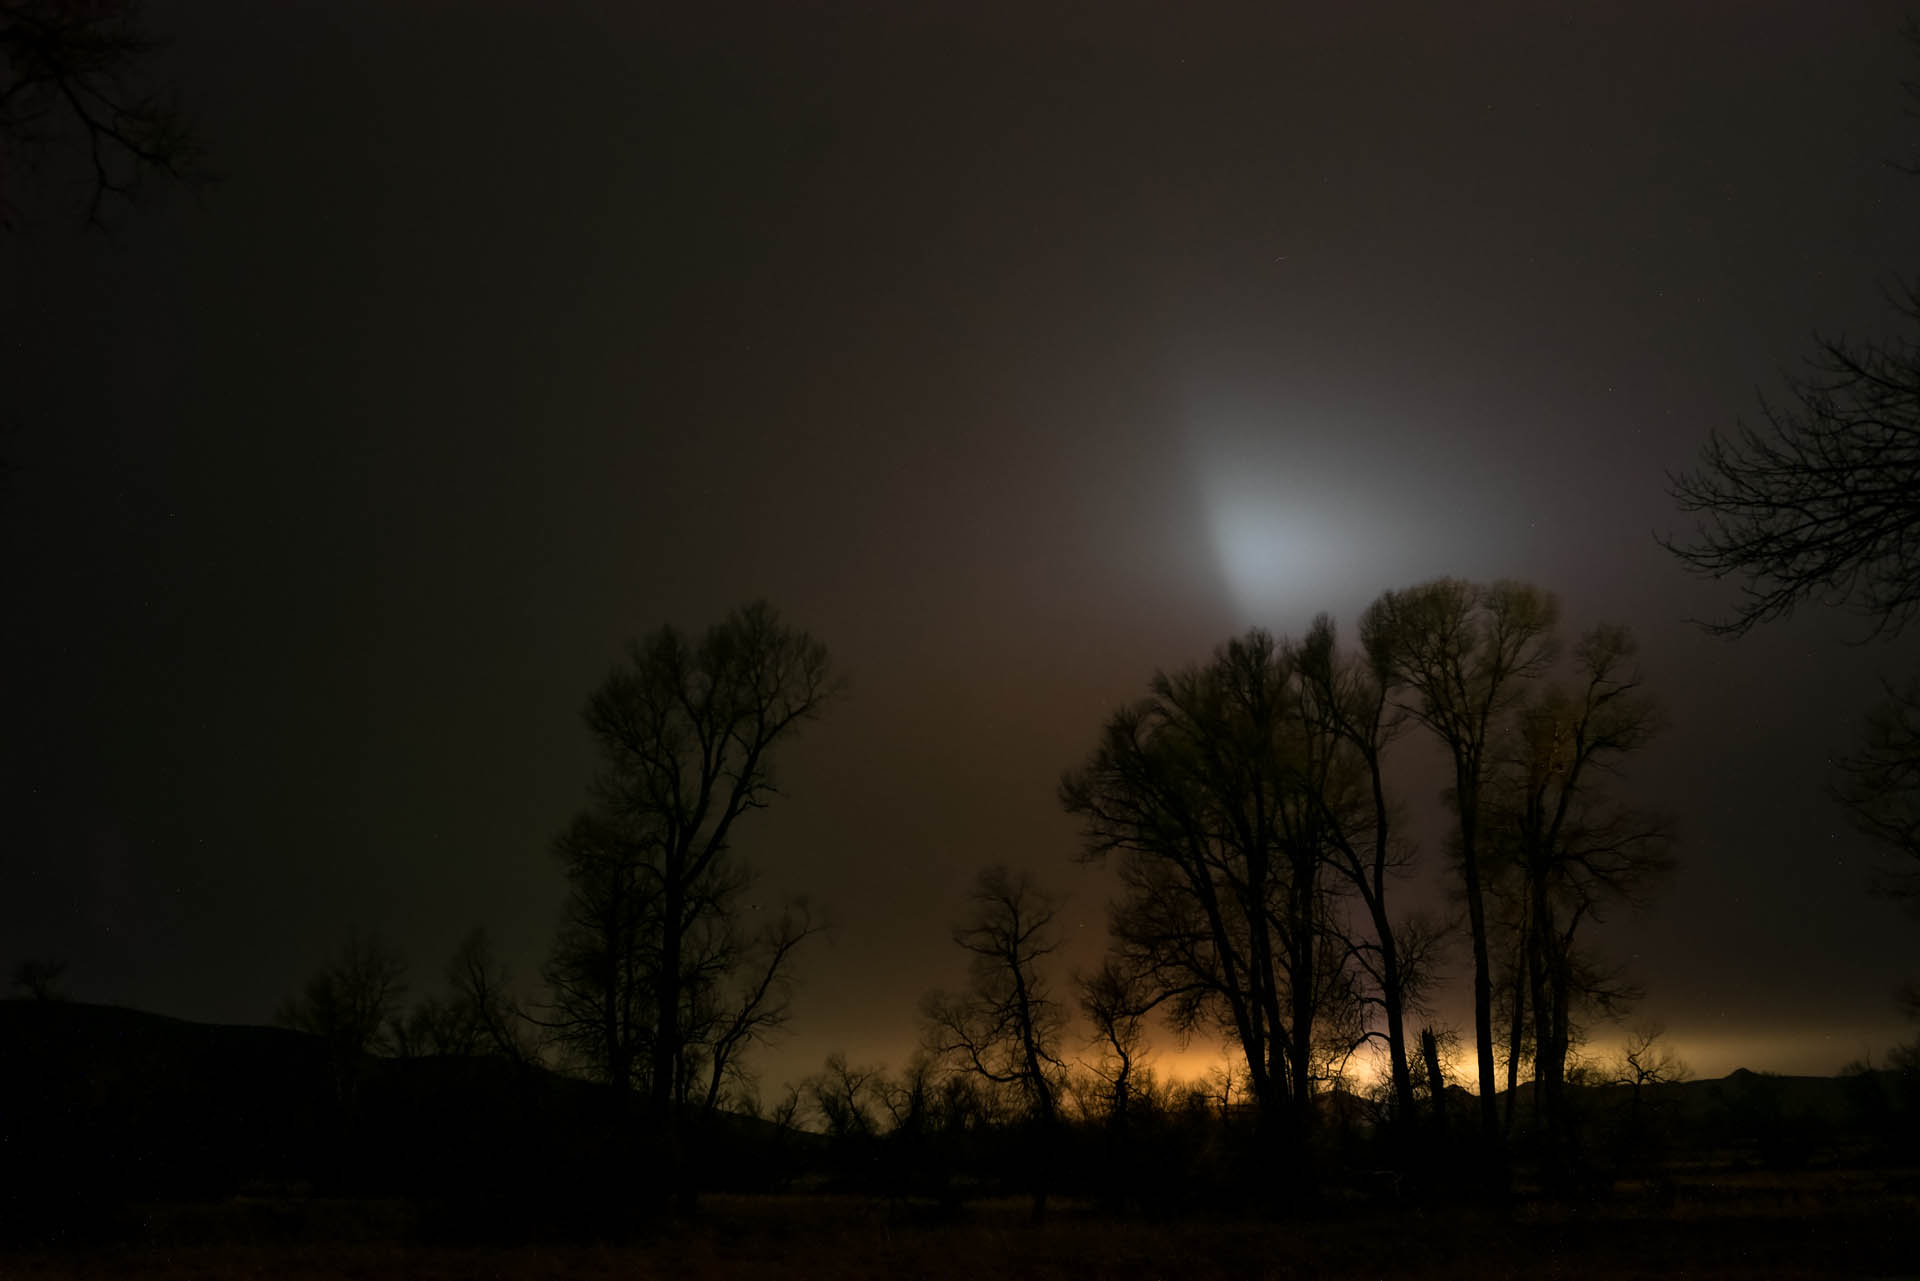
1129,1025,1905,1098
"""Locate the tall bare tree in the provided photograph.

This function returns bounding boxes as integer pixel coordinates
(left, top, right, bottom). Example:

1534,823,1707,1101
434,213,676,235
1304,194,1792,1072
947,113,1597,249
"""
1483,625,1673,1172
922,865,1065,1216
922,866,1067,1126
1079,958,1151,1130
1061,629,1351,1164
1362,579,1560,1152
543,811,655,1094
543,601,838,1199
1291,615,1432,1131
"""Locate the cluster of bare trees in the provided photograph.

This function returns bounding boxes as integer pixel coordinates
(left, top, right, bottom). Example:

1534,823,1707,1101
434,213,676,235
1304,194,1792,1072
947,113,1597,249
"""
1060,579,1672,1184
271,586,1675,1207
839,597,1672,1207
274,927,535,1109
537,602,837,1194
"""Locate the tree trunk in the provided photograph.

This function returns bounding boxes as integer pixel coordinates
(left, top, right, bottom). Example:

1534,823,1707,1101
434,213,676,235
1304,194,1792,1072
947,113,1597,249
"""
1526,869,1561,1185
1503,948,1525,1136
655,868,686,1205
1421,1027,1445,1131
1457,806,1501,1149
1376,914,1417,1128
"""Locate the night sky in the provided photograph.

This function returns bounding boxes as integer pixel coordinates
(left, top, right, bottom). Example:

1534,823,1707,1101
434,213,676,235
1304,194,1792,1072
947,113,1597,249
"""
5,0,1918,1092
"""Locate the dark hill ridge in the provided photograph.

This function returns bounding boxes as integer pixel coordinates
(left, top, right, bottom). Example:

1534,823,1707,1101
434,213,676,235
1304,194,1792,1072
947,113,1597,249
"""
2,999,334,1192
1,999,814,1234
0,1000,615,1218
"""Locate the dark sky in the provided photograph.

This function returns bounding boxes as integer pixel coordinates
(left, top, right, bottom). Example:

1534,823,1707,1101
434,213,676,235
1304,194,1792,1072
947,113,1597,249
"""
5,0,1918,1088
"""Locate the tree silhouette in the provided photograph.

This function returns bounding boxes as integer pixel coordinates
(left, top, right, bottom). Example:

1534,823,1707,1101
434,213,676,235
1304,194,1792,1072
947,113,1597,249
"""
0,0,204,228
277,932,406,1055
543,811,655,1095
1832,674,1920,909
1062,629,1355,1171
276,931,406,1106
1419,1026,1447,1132
1483,625,1673,1176
1663,279,1920,641
446,927,533,1063
1615,1023,1689,1097
805,1051,883,1186
391,928,532,1061
541,601,837,1201
1362,579,1560,1157
1292,615,1432,1133
10,957,66,1001
809,1051,880,1136
922,865,1066,1218
1079,958,1151,1130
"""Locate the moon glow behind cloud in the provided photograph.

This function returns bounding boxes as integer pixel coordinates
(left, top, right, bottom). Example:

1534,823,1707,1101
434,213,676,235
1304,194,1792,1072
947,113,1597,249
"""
1190,417,1431,629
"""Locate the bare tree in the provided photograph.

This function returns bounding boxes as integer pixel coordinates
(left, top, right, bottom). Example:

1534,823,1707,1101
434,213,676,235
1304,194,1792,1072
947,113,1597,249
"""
277,932,406,1055
1079,959,1151,1129
542,811,655,1094
1611,1023,1690,1162
10,957,66,1001
0,0,204,228
1362,579,1560,1153
876,1053,942,1135
923,867,1066,1120
917,868,1059,1221
387,996,473,1059
1292,615,1427,1131
1615,1023,1689,1096
1061,629,1352,1167
1664,278,1920,641
807,1050,882,1140
276,932,407,1105
542,601,838,1201
446,927,533,1063
391,928,533,1061
681,900,824,1119
767,1081,804,1133
1833,674,1920,910
1484,625,1674,1172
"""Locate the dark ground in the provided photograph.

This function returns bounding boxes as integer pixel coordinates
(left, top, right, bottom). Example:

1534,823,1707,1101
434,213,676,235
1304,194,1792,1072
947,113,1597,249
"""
5,1176,1918,1280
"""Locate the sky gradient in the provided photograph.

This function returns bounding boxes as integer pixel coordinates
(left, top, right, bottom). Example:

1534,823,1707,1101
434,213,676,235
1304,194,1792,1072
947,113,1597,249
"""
5,0,1919,1091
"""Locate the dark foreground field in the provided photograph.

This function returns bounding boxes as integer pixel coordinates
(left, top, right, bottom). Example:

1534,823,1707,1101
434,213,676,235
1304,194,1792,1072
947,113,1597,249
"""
7,1172,1919,1281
